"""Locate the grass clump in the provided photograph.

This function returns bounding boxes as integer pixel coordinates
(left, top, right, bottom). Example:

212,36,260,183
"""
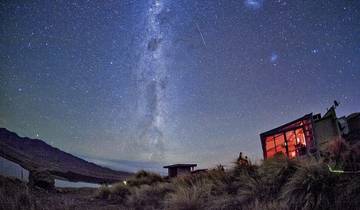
95,185,111,199
96,183,130,203
0,176,35,210
126,183,173,210
335,175,360,209
109,182,131,202
127,170,165,187
257,154,300,200
280,160,337,210
166,177,212,210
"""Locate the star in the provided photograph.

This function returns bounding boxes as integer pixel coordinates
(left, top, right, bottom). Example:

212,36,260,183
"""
311,49,319,54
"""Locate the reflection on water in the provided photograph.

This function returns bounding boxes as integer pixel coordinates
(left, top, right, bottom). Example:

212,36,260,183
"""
55,179,100,188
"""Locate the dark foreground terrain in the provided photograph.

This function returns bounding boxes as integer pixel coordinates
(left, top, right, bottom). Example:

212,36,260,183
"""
1,136,360,210
0,175,122,210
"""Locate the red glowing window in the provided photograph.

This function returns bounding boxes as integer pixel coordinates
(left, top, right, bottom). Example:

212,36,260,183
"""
262,115,314,159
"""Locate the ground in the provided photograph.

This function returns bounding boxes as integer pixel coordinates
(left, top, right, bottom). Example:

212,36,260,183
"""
0,175,123,210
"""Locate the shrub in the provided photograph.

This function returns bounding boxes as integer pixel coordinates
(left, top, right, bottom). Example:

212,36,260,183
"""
127,170,164,187
335,175,360,209
281,160,338,210
346,142,360,170
95,185,111,199
326,138,350,168
325,138,360,171
166,177,212,210
250,201,286,210
232,159,257,178
206,194,242,210
258,154,300,200
109,183,131,202
206,167,237,196
0,176,35,210
236,173,264,208
126,183,173,210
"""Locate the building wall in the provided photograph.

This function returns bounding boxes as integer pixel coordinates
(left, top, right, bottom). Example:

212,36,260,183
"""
348,114,360,132
177,167,191,176
168,168,177,178
313,116,340,151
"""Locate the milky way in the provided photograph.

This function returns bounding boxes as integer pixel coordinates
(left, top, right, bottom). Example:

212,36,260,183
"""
135,0,169,160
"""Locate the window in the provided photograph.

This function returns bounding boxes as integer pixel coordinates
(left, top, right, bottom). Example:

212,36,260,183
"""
262,116,314,159
274,134,286,155
265,136,276,157
286,131,296,158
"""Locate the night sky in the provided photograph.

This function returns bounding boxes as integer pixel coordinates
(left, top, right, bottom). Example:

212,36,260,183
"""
1,0,359,168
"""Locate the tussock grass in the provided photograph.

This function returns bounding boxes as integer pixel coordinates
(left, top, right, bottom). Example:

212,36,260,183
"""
126,170,165,187
166,177,212,210
95,185,111,199
335,175,360,209
109,182,130,202
280,160,337,210
93,144,359,210
258,154,300,200
0,176,35,210
126,183,173,210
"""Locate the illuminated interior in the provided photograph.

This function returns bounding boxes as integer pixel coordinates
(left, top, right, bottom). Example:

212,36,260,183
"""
261,115,313,159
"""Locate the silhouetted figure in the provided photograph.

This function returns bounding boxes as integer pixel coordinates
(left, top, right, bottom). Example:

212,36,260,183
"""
237,152,249,166
217,164,225,172
237,152,243,161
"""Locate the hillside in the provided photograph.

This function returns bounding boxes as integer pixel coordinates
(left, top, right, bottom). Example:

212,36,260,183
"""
0,128,132,184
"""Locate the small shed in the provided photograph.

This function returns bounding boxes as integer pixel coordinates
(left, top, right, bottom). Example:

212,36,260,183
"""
163,164,197,178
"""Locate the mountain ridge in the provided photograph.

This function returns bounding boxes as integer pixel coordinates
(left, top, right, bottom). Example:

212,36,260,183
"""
0,128,133,184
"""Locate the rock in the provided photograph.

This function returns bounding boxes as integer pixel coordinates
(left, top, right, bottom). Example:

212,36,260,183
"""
29,170,54,190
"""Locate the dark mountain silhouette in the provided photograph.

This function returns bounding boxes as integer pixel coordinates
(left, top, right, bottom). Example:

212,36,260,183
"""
0,128,133,184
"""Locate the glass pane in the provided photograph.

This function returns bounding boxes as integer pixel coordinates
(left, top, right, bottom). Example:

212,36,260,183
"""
295,128,307,155
265,136,276,158
265,136,275,150
286,131,296,158
274,134,286,155
295,128,306,146
267,149,276,158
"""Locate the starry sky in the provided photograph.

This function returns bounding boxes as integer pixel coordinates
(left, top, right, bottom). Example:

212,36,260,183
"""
1,0,359,168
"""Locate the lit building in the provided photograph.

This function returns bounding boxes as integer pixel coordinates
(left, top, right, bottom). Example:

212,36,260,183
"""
260,106,359,159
